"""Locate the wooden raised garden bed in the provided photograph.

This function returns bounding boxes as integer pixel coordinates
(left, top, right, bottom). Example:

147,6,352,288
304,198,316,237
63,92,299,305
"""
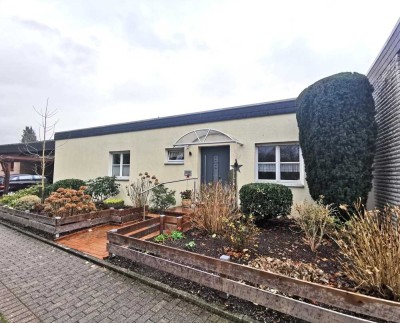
0,205,144,238
107,226,400,323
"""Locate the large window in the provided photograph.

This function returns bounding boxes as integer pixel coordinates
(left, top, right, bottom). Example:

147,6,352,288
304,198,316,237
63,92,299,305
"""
256,144,303,184
111,152,130,178
166,148,184,164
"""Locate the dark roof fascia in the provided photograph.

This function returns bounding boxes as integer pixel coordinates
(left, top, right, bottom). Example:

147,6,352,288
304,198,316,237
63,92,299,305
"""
367,18,400,83
0,140,55,155
55,99,296,140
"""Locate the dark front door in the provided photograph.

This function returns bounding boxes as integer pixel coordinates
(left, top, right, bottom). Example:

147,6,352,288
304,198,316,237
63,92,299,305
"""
201,146,230,183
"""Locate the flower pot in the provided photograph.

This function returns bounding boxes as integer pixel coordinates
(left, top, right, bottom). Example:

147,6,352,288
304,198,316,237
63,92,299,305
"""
182,198,192,208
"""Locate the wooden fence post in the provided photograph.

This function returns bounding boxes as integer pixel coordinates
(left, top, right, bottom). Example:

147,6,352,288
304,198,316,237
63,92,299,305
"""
219,255,230,299
159,215,165,234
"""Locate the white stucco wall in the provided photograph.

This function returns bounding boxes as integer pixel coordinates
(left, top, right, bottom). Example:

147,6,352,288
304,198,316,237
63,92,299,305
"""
54,113,312,206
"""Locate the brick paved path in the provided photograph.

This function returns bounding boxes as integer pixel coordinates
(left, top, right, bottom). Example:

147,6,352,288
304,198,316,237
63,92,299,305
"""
0,225,231,323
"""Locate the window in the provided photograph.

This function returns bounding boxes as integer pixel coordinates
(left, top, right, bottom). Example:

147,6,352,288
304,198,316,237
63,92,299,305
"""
111,152,130,178
256,144,303,185
166,148,184,164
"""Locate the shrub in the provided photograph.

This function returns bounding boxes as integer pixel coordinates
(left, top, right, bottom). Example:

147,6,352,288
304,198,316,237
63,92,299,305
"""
150,185,176,213
239,183,293,222
13,195,41,211
336,205,400,300
191,182,238,234
222,214,259,251
0,186,41,207
86,176,120,203
296,72,377,211
126,172,158,207
104,198,125,209
43,187,97,217
294,197,336,252
46,179,86,195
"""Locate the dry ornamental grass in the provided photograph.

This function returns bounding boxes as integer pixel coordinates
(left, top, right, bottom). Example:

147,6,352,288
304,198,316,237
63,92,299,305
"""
293,197,336,252
191,182,238,234
336,205,400,300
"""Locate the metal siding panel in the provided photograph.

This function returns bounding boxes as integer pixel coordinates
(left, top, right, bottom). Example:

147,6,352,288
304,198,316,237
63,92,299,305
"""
370,53,400,208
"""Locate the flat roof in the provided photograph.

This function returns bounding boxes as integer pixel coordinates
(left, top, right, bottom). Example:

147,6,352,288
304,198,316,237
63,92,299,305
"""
55,98,296,140
367,18,400,83
0,141,55,155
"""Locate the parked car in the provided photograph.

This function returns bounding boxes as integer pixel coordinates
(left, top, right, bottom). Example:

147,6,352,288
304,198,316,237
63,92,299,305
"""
0,174,47,194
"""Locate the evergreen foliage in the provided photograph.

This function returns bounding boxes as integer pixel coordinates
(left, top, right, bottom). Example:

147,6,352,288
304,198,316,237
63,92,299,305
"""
239,183,293,222
46,178,87,195
296,72,377,209
150,184,176,213
86,176,120,203
21,126,37,143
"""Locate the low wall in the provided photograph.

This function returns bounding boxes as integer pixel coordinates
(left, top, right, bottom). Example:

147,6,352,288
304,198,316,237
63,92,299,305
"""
0,206,144,238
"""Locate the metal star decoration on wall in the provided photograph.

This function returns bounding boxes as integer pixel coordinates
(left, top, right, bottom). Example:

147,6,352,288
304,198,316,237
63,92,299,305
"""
231,159,243,172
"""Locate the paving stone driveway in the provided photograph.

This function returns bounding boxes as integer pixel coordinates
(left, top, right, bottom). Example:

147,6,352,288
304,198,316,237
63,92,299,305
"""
0,225,231,323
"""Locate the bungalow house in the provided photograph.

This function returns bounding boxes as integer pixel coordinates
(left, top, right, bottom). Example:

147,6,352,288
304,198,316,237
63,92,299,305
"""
54,99,311,205
53,18,400,208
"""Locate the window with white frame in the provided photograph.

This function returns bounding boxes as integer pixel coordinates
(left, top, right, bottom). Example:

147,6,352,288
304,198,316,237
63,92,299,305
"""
166,148,184,164
256,144,302,184
111,152,130,178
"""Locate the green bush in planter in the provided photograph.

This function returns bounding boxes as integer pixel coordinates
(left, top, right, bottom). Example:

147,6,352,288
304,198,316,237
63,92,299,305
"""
104,198,125,209
46,178,87,196
0,186,41,207
14,195,41,211
86,176,120,203
239,183,293,222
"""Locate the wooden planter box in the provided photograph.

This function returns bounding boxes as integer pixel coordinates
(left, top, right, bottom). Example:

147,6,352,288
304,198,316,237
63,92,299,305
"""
106,229,400,323
0,205,144,238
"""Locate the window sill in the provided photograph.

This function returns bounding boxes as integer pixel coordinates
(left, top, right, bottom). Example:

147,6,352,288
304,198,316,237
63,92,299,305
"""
164,162,184,165
256,180,304,188
115,177,130,181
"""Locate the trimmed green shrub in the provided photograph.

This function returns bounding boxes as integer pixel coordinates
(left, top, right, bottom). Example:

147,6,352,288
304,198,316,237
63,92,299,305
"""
86,176,120,203
14,195,41,211
150,184,176,213
239,183,293,222
104,198,125,209
0,186,41,207
296,72,377,210
46,179,86,195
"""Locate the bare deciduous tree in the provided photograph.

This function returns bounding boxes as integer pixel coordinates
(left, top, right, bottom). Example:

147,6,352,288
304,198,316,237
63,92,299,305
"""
28,99,58,202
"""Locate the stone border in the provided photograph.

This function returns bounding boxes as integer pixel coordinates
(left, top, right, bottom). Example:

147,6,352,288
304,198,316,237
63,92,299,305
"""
0,219,256,323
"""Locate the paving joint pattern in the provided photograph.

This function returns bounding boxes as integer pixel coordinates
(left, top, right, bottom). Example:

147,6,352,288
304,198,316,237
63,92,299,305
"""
0,220,255,322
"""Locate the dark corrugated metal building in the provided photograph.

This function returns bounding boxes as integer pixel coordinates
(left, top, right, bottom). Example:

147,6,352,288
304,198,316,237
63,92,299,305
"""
367,19,400,208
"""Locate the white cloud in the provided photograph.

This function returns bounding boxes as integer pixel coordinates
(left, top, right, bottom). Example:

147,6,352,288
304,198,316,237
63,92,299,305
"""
0,0,399,143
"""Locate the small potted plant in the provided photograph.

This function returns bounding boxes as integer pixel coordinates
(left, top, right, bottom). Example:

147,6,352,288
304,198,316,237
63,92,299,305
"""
180,190,192,208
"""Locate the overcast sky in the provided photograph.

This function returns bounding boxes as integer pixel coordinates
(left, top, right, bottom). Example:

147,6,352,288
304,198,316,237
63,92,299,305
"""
0,1,399,144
